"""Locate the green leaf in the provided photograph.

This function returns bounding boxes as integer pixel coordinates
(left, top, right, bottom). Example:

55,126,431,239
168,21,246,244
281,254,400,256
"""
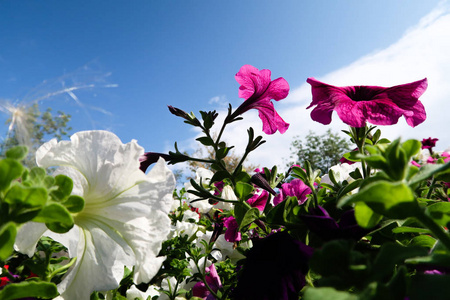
371,243,428,281
409,235,437,249
0,281,59,300
235,182,253,199
5,185,48,207
339,181,419,219
34,203,74,233
0,222,16,260
401,139,421,159
354,202,383,229
239,207,259,230
391,226,431,234
303,287,358,300
195,136,214,146
26,167,47,186
337,179,363,199
63,195,85,213
0,158,23,192
425,202,450,227
409,161,450,186
5,146,28,160
51,174,73,201
359,154,388,170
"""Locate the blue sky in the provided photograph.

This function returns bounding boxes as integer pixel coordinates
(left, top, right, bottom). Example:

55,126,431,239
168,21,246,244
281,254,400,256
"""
1,0,448,169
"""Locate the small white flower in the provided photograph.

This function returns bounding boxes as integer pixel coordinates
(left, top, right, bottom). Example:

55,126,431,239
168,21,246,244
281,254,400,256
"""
321,162,362,185
174,220,199,238
14,130,175,299
126,284,159,300
182,209,200,222
215,185,237,211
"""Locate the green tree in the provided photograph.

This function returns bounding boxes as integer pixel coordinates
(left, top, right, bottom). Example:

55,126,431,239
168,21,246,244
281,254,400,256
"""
0,103,72,167
287,129,352,174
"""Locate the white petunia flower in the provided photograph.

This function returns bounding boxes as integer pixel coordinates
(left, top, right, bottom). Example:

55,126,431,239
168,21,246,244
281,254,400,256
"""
14,130,175,299
215,185,237,211
174,220,199,238
321,162,362,185
126,284,160,300
182,209,200,223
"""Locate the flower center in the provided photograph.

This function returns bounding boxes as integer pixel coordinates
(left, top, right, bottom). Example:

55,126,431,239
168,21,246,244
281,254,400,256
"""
347,86,376,102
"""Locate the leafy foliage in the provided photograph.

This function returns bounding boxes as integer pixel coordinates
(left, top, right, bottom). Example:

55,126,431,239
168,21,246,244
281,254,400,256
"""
287,129,352,174
1,103,72,167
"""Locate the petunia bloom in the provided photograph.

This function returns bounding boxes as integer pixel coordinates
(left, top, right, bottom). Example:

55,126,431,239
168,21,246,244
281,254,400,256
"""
233,231,313,300
421,137,439,153
14,131,175,300
234,64,290,134
306,77,428,128
273,178,311,206
300,206,371,241
192,264,222,300
246,190,269,212
223,216,241,242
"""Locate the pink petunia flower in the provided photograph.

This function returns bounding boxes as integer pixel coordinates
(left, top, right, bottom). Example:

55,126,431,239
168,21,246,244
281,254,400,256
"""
246,190,269,212
273,179,312,206
223,216,242,242
234,65,290,134
192,264,222,300
306,77,428,128
421,137,439,150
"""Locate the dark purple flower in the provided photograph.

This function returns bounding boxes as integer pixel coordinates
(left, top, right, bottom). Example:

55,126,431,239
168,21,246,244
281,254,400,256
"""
306,77,428,128
192,264,222,300
234,231,313,300
273,179,311,206
300,206,370,241
251,172,277,195
234,65,290,135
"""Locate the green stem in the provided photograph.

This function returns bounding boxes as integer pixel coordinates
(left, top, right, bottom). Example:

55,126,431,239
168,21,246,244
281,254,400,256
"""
426,177,437,199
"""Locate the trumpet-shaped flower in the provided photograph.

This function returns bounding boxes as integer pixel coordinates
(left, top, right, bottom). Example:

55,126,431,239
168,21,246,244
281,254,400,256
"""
306,77,428,128
273,179,311,206
234,64,290,134
14,130,175,299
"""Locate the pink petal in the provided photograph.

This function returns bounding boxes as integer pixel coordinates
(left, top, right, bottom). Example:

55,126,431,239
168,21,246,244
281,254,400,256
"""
267,77,290,101
256,101,290,134
246,190,269,211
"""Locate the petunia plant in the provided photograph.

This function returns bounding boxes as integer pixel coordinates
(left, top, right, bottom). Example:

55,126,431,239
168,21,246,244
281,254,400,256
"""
3,65,450,300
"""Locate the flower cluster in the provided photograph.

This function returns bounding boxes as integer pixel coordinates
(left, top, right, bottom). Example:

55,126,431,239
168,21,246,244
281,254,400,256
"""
2,64,450,300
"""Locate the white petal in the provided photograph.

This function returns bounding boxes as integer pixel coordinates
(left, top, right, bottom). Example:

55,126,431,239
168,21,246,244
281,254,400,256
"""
14,222,48,257
36,130,148,204
57,223,133,299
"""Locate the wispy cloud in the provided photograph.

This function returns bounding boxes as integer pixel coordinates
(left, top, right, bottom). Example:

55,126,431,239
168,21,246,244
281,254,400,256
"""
206,1,450,170
209,95,228,106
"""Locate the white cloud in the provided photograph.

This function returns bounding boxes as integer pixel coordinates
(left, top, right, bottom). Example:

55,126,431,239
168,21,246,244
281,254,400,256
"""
209,95,228,106
205,1,450,171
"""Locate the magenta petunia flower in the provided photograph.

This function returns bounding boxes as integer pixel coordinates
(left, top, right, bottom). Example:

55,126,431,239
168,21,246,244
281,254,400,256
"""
234,64,290,134
192,264,222,300
273,178,312,206
306,77,428,128
421,137,439,150
246,190,269,212
223,216,242,242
